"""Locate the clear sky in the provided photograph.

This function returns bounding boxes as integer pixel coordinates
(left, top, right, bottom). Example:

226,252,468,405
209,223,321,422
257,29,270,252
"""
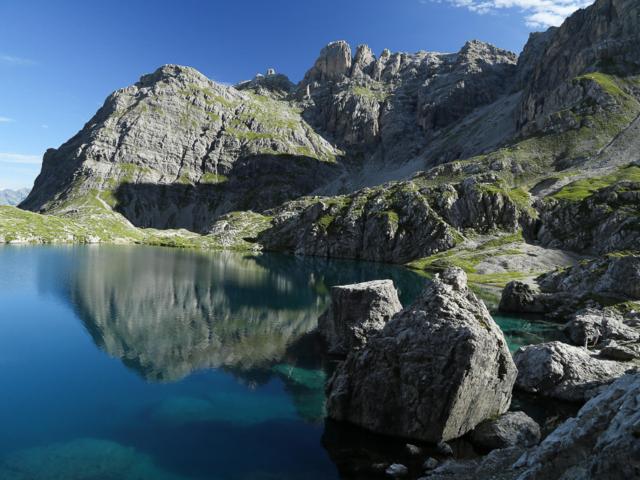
0,0,592,189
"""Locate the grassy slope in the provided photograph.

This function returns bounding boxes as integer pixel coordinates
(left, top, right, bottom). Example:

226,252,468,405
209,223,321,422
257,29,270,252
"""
0,189,272,251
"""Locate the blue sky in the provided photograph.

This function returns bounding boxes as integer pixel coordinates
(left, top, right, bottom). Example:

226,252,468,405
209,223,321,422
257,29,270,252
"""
0,0,592,189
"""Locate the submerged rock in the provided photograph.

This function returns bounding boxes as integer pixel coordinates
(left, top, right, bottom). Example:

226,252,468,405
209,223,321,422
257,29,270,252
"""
326,268,517,442
513,341,633,402
318,279,402,355
0,438,182,480
469,411,541,451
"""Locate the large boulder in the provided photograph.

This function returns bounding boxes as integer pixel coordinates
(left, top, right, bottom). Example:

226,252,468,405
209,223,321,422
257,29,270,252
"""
326,268,517,442
318,279,402,355
563,308,639,347
469,411,541,451
499,281,547,314
421,374,640,480
513,341,633,402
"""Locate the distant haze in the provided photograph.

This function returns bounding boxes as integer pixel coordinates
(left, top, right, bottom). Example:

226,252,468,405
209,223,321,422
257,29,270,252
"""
0,187,30,206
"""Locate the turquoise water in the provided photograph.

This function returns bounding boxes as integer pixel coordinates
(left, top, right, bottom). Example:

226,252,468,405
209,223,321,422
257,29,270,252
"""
0,246,560,479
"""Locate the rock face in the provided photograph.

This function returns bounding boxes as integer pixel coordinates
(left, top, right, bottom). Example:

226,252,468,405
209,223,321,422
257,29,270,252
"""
326,268,517,442
259,175,529,263
500,255,640,317
536,168,640,255
539,254,640,300
517,0,640,135
420,373,640,479
318,280,402,355
299,39,518,163
21,65,341,232
564,308,639,346
513,341,633,402
469,412,541,451
302,41,353,84
515,373,640,480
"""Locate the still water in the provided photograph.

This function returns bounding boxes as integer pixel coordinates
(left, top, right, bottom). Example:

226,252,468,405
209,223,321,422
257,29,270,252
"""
0,246,559,479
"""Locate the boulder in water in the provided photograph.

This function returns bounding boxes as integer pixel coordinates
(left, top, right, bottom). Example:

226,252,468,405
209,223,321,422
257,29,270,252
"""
326,268,517,442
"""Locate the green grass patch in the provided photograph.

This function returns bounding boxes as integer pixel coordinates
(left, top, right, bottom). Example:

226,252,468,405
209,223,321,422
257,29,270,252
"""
199,173,228,184
575,72,626,98
551,165,640,202
317,214,335,230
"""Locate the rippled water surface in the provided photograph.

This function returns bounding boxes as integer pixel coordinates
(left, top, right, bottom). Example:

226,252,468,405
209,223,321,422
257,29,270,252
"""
0,246,560,479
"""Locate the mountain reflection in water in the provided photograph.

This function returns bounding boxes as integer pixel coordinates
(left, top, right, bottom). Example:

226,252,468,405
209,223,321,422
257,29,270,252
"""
63,247,424,384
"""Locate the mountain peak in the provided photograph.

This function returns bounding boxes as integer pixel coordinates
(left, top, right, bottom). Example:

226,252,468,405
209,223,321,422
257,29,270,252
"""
303,40,353,84
137,64,211,88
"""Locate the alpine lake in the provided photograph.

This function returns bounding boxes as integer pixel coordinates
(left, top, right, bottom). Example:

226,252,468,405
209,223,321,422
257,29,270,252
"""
0,245,568,480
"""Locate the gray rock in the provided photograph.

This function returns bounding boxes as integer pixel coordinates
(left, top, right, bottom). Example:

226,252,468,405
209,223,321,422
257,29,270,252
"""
515,373,640,480
499,281,546,314
599,341,640,361
318,279,402,355
539,255,640,302
302,40,352,84
469,411,541,451
536,176,640,255
423,457,438,470
405,443,422,456
428,378,640,478
436,440,454,456
385,463,408,477
517,0,640,136
326,268,517,442
501,255,640,317
513,341,633,402
563,308,639,347
260,175,530,264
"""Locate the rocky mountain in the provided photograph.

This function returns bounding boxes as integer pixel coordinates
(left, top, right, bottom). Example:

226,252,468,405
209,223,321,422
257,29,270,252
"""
0,188,29,206
1,0,637,294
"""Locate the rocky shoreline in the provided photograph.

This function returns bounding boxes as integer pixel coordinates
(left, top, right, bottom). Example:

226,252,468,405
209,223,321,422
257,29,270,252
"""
317,265,639,479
